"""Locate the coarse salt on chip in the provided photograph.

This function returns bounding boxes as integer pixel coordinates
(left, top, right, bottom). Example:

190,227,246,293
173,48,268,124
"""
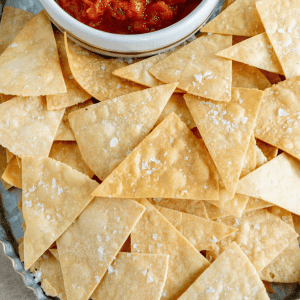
256,0,300,79
0,96,64,158
254,77,300,161
92,112,219,200
201,0,265,36
237,153,300,215
149,34,232,102
69,83,177,181
57,198,145,300
217,33,285,75
91,253,169,300
46,31,91,111
22,156,98,269
0,11,66,96
64,33,143,101
178,242,269,300
131,199,210,300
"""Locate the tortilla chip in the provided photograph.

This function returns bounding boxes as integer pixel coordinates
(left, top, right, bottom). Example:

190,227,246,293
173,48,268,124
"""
49,248,60,260
18,237,24,261
292,214,300,244
91,253,169,300
256,0,300,79
69,83,177,181
256,146,268,169
2,156,22,188
155,206,183,232
6,149,14,163
217,33,285,75
0,145,11,189
237,153,300,216
149,198,208,219
232,61,271,90
256,139,278,161
30,251,67,300
154,93,196,129
259,207,300,283
0,6,34,55
92,112,219,200
149,34,232,102
263,281,274,293
178,242,269,300
185,87,263,194
260,70,283,85
203,201,231,219
0,11,66,96
207,209,298,272
200,0,265,36
131,199,210,300
57,198,145,300
244,198,273,212
254,77,300,161
46,31,91,110
64,33,143,101
0,96,64,157
49,141,94,178
55,100,93,141
22,156,98,269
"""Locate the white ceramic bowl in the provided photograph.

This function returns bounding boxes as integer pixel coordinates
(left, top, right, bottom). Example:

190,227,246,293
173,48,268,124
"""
40,0,220,57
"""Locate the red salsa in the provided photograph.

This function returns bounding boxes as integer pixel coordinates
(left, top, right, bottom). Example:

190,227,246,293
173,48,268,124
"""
57,0,202,34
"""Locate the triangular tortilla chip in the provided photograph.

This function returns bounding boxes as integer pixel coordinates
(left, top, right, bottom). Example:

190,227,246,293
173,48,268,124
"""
131,199,210,300
91,253,168,300
237,153,300,215
149,198,208,219
217,33,284,75
200,0,265,36
149,34,232,102
178,242,269,300
203,201,231,220
0,96,64,157
55,100,93,141
260,207,300,283
256,139,278,161
57,198,145,300
244,198,273,212
0,6,34,55
46,31,91,110
254,77,300,160
0,11,66,96
92,112,219,200
206,209,298,272
6,149,14,163
256,0,300,79
69,83,177,181
232,61,271,90
64,33,143,101
22,156,98,269
256,145,268,169
155,206,183,232
185,87,263,194
30,251,67,300
2,156,22,188
49,248,60,260
0,145,11,189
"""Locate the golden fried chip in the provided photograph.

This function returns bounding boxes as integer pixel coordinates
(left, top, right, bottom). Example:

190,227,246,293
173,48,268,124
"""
149,198,208,219
30,251,67,300
260,70,283,85
207,209,298,272
131,199,210,300
0,96,64,157
244,198,273,212
256,139,278,161
6,149,14,163
64,33,143,101
256,146,268,169
232,61,271,90
22,156,98,269
92,112,219,200
49,248,59,260
69,83,177,181
46,31,91,110
217,33,284,74
200,0,264,36
2,156,22,189
203,201,231,219
292,213,300,244
256,0,300,79
57,198,145,300
185,88,263,194
18,237,24,262
91,253,169,300
149,34,232,102
0,145,11,189
178,242,269,300
260,207,300,283
155,206,182,232
237,153,300,215
0,11,66,96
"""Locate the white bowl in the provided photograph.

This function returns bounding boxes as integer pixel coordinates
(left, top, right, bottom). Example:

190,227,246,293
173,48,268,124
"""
40,0,220,57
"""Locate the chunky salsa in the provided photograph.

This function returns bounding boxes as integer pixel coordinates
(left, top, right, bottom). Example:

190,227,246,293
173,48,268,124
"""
57,0,203,34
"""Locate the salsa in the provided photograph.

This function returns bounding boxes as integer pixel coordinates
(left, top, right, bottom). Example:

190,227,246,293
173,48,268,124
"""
57,0,202,34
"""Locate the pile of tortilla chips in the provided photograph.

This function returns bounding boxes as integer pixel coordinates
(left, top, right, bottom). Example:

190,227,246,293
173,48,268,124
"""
2,1,300,299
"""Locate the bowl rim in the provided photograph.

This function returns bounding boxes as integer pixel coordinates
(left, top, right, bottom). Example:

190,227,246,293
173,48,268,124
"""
41,0,219,42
